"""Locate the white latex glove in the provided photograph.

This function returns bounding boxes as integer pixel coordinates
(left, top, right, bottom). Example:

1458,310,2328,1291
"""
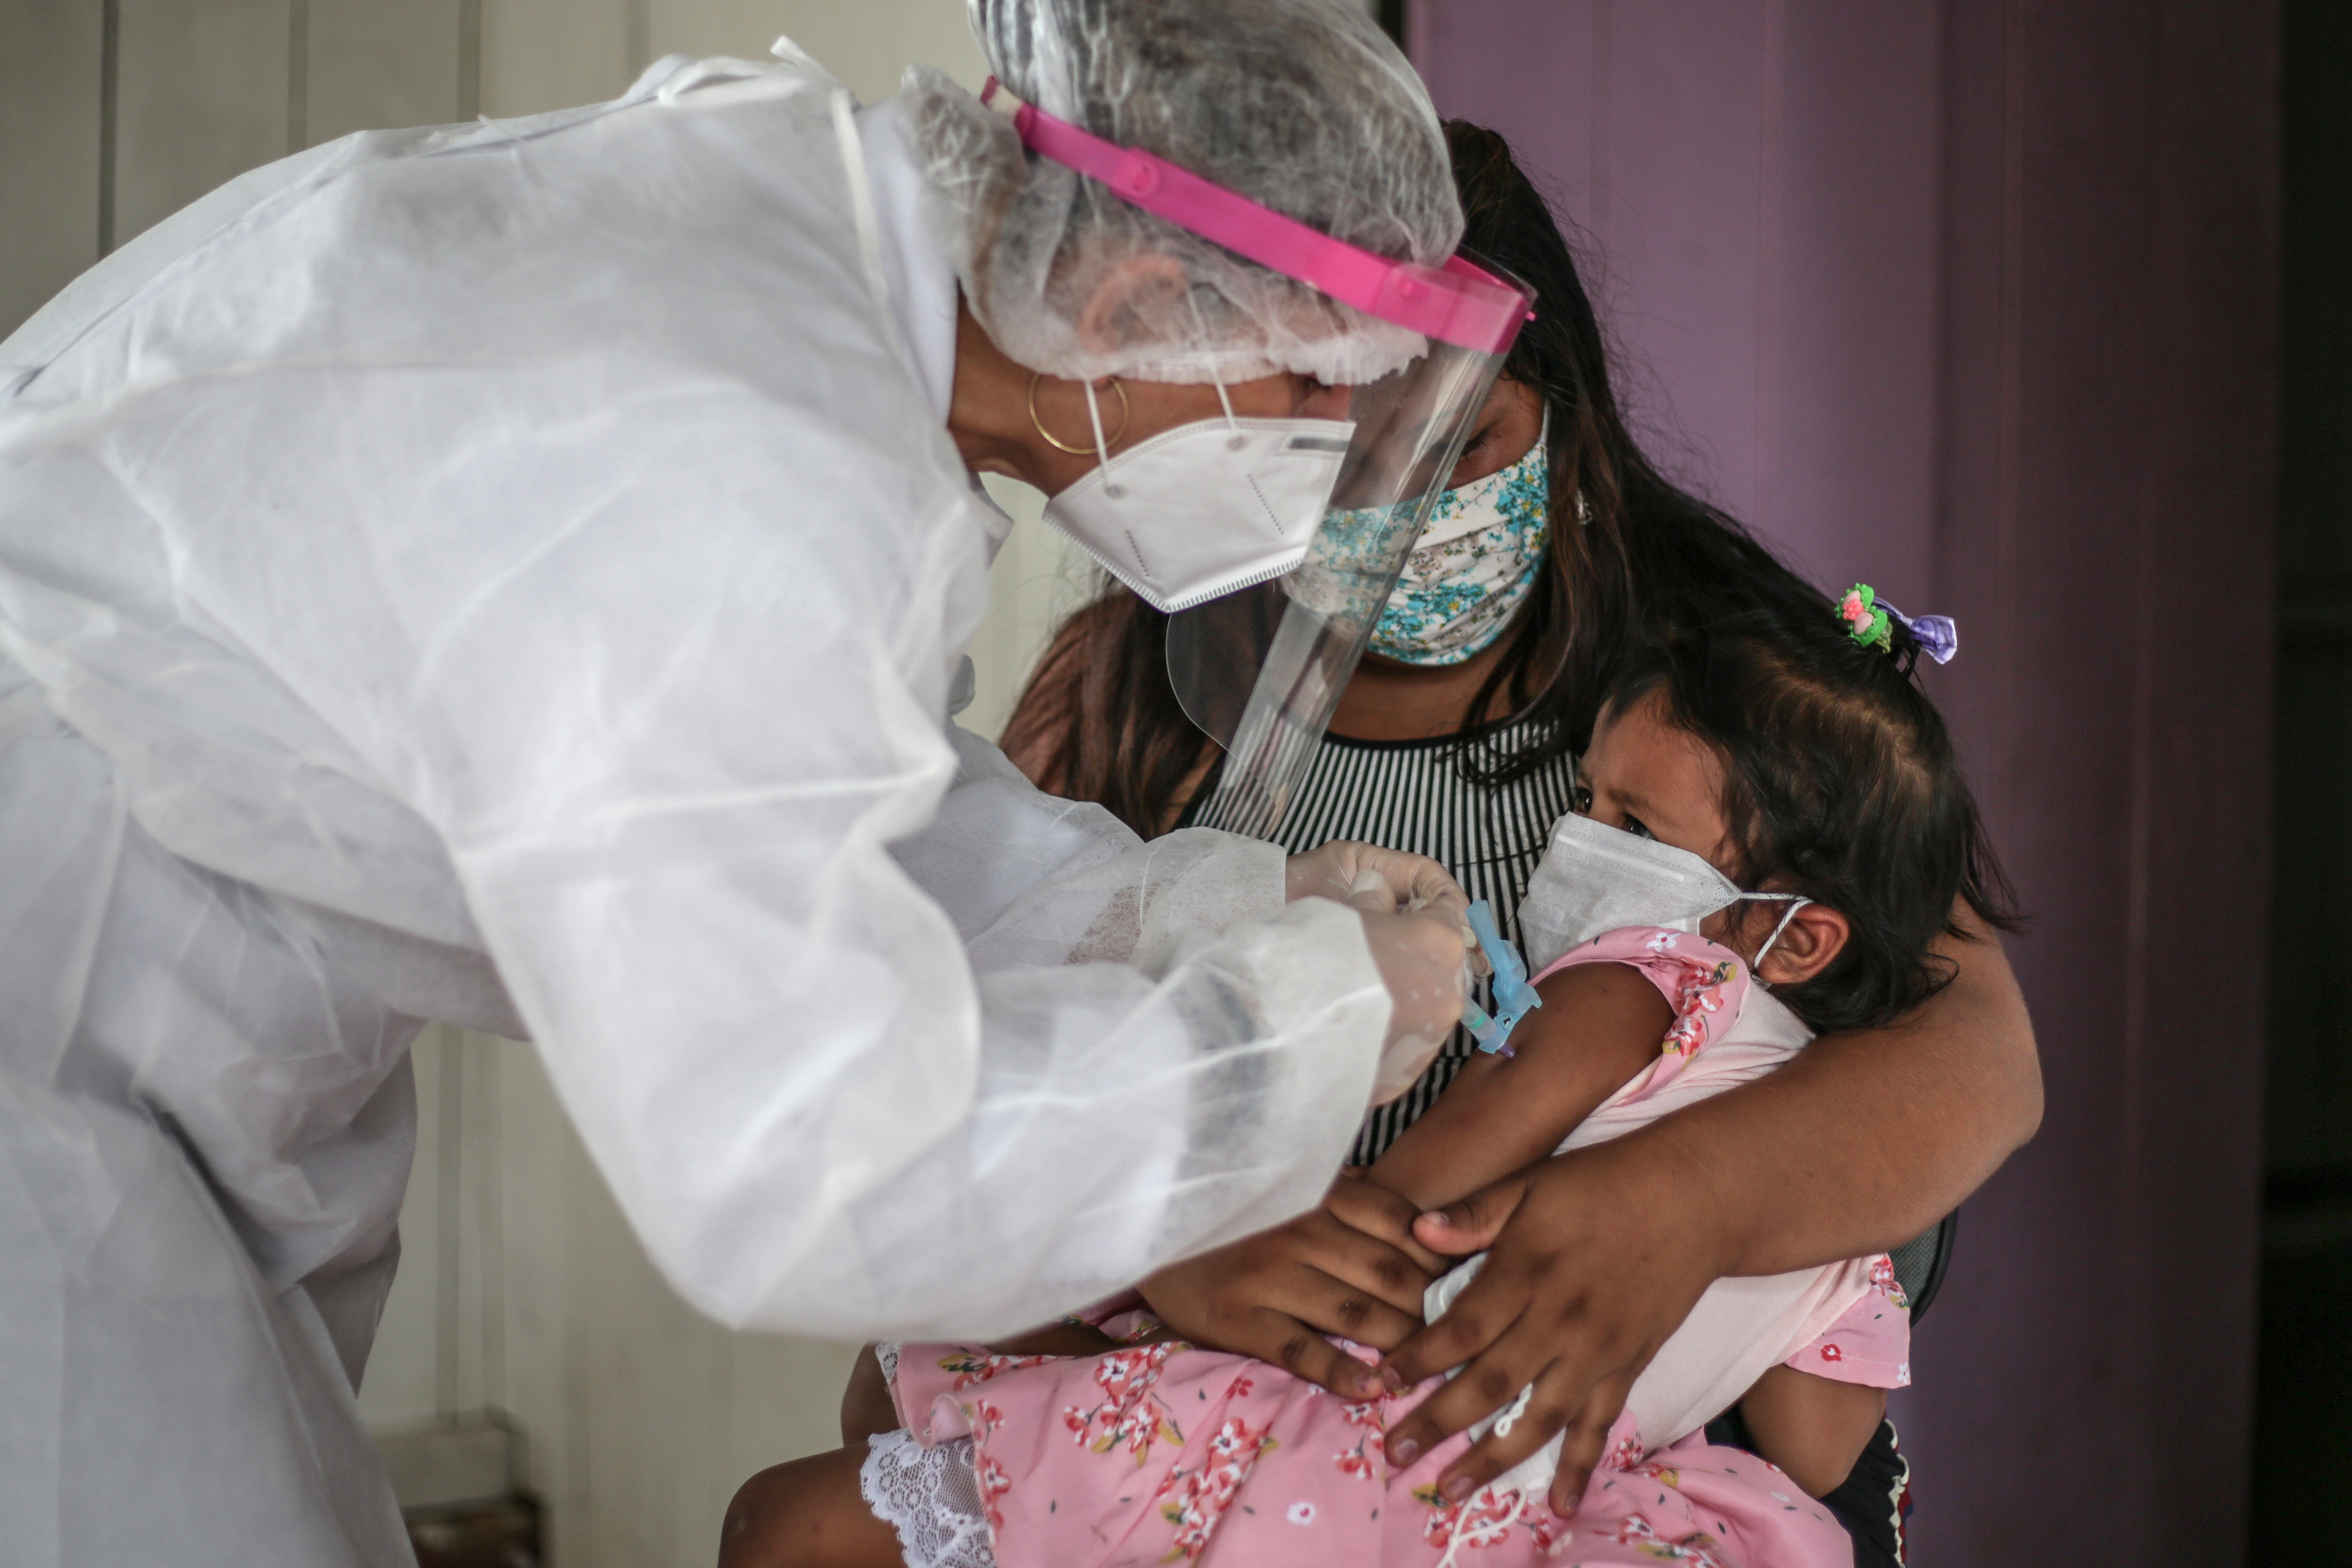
1287,842,1477,1106
1355,907,1478,1103
1285,840,1473,919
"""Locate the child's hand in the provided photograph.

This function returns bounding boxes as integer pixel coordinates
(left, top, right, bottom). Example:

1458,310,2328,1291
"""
1326,1170,1449,1274
1136,1176,1437,1400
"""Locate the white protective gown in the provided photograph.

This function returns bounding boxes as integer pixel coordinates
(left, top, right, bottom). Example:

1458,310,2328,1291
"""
0,51,1388,1566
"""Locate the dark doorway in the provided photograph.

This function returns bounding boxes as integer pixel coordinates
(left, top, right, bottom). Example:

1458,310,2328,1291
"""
2258,0,2352,1548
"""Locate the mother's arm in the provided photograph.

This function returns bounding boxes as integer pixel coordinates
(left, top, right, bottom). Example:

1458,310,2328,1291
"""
1376,910,2039,1510
1688,907,2040,1266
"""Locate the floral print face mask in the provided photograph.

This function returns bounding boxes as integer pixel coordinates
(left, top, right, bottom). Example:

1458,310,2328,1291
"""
1367,420,1552,665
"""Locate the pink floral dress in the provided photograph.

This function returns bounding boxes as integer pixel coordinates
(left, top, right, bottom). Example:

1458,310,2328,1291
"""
875,929,1911,1568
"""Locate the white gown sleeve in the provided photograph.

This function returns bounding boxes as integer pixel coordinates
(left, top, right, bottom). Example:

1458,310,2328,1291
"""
851,725,1390,1334
0,57,1388,1340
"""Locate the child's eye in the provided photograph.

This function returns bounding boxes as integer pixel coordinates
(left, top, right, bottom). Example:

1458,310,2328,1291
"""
1572,785,1594,814
1622,815,1654,841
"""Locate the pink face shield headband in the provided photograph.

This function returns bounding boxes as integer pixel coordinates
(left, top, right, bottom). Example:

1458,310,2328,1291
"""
979,77,1531,358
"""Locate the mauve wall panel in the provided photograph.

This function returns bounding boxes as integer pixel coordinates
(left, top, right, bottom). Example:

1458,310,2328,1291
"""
1412,3,2276,1563
1410,0,1944,601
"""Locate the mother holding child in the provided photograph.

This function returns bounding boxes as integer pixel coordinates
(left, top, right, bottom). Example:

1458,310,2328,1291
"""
727,120,2036,1568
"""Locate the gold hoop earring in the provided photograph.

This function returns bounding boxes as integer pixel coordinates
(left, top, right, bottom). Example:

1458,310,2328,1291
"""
1027,372,1131,455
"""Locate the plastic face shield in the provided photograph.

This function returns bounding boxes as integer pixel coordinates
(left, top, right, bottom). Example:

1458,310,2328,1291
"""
1165,330,1516,834
985,81,1532,838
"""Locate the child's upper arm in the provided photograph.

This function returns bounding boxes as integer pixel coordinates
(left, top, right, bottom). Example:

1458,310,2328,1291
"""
1367,960,1672,1210
1367,926,1763,1211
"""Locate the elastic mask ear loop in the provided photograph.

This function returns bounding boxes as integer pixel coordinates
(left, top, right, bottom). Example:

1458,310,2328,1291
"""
1082,381,1123,499
1211,375,1243,447
1749,896,1813,983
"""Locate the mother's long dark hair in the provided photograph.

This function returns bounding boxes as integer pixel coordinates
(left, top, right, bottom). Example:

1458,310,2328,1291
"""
1004,122,1821,834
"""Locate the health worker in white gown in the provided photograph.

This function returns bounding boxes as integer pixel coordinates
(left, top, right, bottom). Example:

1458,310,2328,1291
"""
0,0,1531,1561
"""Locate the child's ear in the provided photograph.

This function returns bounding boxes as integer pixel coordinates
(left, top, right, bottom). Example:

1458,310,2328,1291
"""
1756,902,1850,988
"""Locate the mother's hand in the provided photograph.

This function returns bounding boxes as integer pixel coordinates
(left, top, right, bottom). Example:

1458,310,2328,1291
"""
1376,1140,1726,1513
1138,1175,1443,1400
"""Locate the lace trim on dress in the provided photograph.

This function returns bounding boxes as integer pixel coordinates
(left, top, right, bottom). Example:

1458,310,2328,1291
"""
860,1429,999,1568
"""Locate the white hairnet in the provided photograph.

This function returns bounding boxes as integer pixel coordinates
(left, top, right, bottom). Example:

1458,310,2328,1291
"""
902,0,1461,386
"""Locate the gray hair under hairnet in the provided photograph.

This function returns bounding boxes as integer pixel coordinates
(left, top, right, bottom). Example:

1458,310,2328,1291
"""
902,0,1462,387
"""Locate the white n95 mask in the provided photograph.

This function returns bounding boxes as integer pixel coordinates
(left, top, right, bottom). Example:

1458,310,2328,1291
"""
1042,409,1357,614
1516,810,1811,975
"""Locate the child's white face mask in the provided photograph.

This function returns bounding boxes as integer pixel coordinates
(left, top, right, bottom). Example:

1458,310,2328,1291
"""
1517,810,1811,975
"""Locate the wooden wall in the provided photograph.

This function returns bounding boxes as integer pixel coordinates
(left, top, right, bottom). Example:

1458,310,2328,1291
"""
383,1029,867,1567
0,0,1034,326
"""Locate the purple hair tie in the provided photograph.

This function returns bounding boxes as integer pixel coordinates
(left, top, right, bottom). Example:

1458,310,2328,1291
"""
1883,604,1959,664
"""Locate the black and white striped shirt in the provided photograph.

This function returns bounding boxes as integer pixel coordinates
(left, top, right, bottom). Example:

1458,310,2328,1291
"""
1185,720,1580,1165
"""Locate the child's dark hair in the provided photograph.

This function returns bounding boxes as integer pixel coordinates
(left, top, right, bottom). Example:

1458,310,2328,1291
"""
1600,595,2021,1034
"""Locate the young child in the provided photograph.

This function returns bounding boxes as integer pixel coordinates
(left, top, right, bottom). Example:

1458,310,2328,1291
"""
723,585,2012,1568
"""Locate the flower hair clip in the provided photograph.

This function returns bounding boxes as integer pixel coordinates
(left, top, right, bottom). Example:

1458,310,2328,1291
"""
1838,584,1894,651
1839,583,1958,665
